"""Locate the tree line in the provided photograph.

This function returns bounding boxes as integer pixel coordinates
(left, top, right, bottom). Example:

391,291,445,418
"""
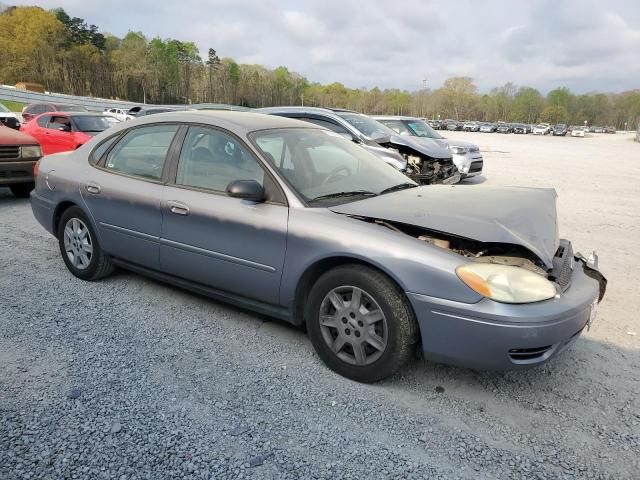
1,6,639,129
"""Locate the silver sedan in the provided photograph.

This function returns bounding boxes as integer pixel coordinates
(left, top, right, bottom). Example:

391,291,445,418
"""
30,111,606,382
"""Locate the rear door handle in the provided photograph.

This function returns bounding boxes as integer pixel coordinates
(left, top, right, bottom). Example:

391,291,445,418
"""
167,200,189,216
86,182,101,194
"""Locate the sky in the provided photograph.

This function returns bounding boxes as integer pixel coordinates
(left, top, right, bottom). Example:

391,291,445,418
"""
8,0,640,94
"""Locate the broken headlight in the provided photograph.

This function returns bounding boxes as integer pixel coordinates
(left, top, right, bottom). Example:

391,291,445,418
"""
449,146,468,155
456,263,557,304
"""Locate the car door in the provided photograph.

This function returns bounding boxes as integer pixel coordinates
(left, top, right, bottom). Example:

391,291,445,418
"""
160,125,289,305
82,123,181,270
44,115,76,153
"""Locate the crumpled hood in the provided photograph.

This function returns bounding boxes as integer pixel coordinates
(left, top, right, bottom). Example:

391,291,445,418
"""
433,138,477,150
330,185,560,268
386,135,452,160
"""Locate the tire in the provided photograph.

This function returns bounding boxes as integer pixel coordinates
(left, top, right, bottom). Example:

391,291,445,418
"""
57,206,114,281
9,182,34,198
306,264,418,383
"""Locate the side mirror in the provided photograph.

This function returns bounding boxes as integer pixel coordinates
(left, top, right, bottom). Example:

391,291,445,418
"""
58,124,71,132
226,180,265,202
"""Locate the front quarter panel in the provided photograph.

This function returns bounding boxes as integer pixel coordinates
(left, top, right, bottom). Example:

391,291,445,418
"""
280,208,483,310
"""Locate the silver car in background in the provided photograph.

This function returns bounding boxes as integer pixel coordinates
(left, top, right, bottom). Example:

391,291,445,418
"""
257,107,460,185
375,116,484,179
30,111,606,383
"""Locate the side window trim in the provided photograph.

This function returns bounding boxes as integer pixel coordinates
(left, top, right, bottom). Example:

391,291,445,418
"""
93,123,181,184
166,123,288,206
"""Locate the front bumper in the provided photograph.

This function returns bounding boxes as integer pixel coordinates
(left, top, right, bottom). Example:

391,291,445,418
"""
407,259,603,370
0,160,36,186
452,153,483,178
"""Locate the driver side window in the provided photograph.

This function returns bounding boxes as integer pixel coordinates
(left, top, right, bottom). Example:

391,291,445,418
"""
176,126,264,192
105,124,178,180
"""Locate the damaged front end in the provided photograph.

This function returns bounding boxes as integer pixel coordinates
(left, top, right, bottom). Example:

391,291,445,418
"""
402,153,461,185
359,217,607,302
376,139,460,185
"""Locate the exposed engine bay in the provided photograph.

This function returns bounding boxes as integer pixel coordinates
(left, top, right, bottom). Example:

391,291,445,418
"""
369,218,550,275
382,144,459,185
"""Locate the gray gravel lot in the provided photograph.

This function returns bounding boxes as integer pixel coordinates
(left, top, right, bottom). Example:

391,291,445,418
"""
1,132,639,479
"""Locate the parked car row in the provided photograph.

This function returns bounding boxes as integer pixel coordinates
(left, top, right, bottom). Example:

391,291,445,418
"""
429,119,616,137
27,110,606,382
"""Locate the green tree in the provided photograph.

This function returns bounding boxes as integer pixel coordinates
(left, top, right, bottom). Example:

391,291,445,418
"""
512,87,544,123
540,105,568,124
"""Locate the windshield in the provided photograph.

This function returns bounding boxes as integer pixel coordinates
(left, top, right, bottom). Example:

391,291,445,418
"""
405,119,444,139
337,113,395,139
0,103,9,113
55,104,88,112
73,116,113,132
252,128,415,206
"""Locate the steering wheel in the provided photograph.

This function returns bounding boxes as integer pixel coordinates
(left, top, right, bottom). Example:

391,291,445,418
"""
321,166,352,186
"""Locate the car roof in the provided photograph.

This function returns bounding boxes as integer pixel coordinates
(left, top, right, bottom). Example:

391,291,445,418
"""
373,115,421,121
40,112,106,117
105,110,318,135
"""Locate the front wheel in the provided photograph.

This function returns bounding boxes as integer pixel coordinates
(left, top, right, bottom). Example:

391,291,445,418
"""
57,206,114,281
306,265,418,383
9,182,34,198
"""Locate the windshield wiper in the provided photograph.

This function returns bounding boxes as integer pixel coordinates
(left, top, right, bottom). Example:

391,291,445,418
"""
379,182,418,195
309,190,377,203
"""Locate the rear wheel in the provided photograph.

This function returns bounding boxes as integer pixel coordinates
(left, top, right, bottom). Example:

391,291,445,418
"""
306,264,418,383
9,182,34,198
57,206,114,281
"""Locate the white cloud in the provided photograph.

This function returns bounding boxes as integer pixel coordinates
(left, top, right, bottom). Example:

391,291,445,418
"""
11,0,640,93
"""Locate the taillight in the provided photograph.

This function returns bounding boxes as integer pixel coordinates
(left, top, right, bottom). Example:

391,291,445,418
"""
33,159,40,177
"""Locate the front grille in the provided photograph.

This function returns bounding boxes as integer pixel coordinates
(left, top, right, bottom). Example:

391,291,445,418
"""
0,146,20,160
508,345,553,362
469,160,483,173
550,240,574,291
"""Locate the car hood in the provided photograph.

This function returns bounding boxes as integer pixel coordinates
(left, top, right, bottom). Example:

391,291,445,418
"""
432,138,477,150
0,125,38,145
385,135,452,160
330,185,559,268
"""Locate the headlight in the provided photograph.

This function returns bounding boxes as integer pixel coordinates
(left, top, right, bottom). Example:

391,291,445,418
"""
456,263,557,304
21,145,42,158
449,146,468,155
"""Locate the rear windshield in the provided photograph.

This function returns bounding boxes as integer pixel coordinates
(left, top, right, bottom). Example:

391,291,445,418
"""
73,116,113,133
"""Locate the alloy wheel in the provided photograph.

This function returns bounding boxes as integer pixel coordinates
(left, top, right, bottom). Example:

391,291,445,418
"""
318,286,388,366
63,218,93,270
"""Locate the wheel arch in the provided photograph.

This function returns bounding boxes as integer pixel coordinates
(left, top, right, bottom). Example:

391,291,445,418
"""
291,255,419,332
52,200,79,236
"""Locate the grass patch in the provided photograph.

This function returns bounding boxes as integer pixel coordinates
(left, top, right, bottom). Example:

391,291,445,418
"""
0,99,27,111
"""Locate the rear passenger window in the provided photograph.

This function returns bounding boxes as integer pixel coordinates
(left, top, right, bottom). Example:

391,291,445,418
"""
105,124,178,180
91,135,119,164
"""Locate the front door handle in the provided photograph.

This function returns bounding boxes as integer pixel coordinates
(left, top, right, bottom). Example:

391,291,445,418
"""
86,182,101,194
167,200,189,216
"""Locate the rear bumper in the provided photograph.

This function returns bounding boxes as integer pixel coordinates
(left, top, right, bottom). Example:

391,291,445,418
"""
407,261,602,370
30,190,56,235
0,160,36,186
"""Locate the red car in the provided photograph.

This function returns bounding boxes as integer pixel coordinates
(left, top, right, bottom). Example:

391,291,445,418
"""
21,112,113,155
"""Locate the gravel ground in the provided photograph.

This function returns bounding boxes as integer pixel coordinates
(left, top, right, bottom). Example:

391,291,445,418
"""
1,132,639,479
